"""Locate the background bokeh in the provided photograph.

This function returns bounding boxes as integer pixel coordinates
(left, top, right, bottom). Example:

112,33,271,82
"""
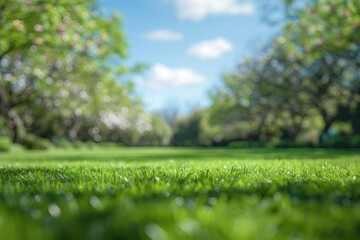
0,0,359,150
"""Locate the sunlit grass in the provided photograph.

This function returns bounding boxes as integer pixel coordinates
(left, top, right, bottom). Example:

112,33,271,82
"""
0,148,359,239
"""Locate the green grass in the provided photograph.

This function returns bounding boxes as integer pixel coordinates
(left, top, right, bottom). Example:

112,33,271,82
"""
0,148,359,240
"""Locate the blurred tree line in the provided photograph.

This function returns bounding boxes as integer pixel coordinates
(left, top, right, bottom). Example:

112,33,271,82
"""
172,0,360,148
0,0,171,150
1,0,359,150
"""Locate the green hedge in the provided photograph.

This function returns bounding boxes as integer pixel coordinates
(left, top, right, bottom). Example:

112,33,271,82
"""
323,135,360,148
228,141,268,148
21,135,52,150
228,137,360,149
275,140,315,148
0,136,12,152
53,139,123,149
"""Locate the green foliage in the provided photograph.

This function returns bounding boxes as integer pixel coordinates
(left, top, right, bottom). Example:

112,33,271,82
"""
171,110,222,147
52,139,74,149
351,135,360,147
275,140,315,148
0,136,11,152
0,148,359,239
323,135,360,148
0,118,10,136
52,139,124,149
96,142,124,149
209,0,359,146
228,140,268,148
284,0,360,55
172,113,202,146
137,116,172,146
0,0,163,146
21,135,52,150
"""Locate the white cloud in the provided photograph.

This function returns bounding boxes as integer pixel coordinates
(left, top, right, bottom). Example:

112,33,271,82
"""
187,37,233,60
142,64,205,88
174,0,255,21
143,29,183,42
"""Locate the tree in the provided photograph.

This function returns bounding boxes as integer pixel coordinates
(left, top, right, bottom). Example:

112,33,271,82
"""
209,0,360,145
282,0,360,140
210,40,359,144
0,0,143,143
283,0,360,55
171,110,223,147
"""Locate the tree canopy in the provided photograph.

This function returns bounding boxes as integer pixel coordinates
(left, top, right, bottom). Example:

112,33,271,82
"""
207,0,359,146
0,0,170,147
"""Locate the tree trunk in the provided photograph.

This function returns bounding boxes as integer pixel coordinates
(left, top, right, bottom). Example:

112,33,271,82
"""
7,110,21,143
319,119,333,144
351,104,360,135
69,119,81,141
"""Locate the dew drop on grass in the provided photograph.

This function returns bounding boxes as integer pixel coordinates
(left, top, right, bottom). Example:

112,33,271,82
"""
34,195,42,202
48,203,61,217
202,206,212,214
179,218,199,234
273,192,282,201
20,196,29,205
291,197,299,204
208,197,217,205
144,223,168,240
68,199,79,213
89,195,103,211
65,193,74,201
174,197,185,206
31,209,42,220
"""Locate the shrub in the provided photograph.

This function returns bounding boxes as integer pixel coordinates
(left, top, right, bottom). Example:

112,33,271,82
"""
73,141,91,149
98,142,123,148
21,135,52,150
275,140,315,148
0,136,12,152
319,135,360,148
228,141,268,148
53,139,73,149
350,135,360,147
53,139,123,149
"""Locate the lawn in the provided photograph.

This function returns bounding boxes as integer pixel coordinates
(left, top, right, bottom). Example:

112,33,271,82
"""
0,148,359,240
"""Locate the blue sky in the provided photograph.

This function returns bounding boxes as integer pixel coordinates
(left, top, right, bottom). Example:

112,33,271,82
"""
101,0,281,114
